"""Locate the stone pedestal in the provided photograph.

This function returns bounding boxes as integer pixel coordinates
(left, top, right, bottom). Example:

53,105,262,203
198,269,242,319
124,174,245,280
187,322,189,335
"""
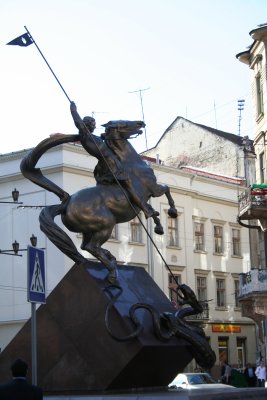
0,261,194,393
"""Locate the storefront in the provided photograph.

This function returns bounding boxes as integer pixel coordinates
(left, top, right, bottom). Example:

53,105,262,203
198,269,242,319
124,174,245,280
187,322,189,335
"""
205,322,257,379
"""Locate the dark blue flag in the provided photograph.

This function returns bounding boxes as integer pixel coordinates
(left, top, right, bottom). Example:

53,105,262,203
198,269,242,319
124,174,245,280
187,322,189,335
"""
7,32,33,47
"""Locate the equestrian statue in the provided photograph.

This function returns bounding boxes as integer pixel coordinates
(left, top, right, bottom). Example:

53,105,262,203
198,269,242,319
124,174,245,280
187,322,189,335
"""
21,102,178,283
20,102,215,370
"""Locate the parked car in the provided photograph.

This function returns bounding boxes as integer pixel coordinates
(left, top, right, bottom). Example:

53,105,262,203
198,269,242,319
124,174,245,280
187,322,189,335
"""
169,373,236,390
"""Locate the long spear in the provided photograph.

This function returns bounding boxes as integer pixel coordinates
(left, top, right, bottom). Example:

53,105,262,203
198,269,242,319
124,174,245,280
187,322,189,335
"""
7,26,71,102
7,26,181,307
6,25,73,387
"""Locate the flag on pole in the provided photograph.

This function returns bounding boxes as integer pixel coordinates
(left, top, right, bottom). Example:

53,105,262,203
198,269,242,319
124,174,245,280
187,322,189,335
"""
6,32,33,47
6,26,71,102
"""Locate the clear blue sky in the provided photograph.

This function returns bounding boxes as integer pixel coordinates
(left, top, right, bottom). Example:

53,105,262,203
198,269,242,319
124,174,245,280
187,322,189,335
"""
0,0,266,154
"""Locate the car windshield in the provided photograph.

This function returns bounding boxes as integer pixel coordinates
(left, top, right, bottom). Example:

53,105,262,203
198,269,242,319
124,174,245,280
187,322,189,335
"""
187,374,216,385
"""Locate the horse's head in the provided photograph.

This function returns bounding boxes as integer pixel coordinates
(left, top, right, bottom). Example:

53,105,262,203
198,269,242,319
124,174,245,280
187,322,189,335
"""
101,120,145,140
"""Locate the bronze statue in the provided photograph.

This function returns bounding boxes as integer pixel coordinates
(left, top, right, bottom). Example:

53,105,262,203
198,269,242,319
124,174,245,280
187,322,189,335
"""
21,103,178,283
20,103,216,370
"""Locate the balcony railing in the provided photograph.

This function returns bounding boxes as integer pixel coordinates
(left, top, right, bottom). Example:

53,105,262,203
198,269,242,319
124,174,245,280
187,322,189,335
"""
185,302,209,321
239,269,267,298
238,186,267,221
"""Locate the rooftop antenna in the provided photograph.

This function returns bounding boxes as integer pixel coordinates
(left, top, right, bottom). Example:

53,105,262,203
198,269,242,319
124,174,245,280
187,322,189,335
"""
91,111,108,118
129,87,150,150
237,99,245,136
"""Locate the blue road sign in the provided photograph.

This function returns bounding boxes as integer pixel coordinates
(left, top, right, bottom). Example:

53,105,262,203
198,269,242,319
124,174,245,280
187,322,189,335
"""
27,246,46,303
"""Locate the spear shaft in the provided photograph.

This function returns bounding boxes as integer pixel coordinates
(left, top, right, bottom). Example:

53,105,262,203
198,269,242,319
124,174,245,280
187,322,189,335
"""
24,25,71,102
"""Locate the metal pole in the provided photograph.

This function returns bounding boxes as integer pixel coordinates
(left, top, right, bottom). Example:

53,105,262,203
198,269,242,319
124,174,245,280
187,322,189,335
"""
139,90,148,150
129,87,150,150
24,26,71,103
31,302,37,385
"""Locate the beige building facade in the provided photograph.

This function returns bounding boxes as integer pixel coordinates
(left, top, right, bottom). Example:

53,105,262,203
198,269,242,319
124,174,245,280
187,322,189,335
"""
0,141,256,377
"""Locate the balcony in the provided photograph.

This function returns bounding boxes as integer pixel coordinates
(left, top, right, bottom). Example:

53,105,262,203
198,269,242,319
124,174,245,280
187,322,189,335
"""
238,185,267,221
239,269,267,298
185,302,209,321
239,269,267,332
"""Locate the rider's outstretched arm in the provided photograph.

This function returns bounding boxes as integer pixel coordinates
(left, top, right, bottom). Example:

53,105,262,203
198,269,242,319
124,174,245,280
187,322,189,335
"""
70,101,85,133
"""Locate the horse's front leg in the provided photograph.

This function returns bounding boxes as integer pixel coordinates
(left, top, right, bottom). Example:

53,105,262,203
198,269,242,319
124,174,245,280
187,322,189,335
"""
152,215,164,235
151,183,178,219
163,185,178,218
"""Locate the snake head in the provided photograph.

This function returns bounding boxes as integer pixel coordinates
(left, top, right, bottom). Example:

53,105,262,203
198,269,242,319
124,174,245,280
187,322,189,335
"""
178,284,203,313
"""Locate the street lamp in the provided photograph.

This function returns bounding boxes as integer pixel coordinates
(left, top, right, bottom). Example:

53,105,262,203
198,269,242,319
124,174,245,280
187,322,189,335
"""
12,240,20,254
0,190,23,255
1,191,43,256
30,234,38,247
0,235,38,256
0,188,23,204
12,188,19,202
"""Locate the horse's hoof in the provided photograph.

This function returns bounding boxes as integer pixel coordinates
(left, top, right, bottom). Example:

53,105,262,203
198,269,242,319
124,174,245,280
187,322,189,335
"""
154,225,164,235
168,207,178,218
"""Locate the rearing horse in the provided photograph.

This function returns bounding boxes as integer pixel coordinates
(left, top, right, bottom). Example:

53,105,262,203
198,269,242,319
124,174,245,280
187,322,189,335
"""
20,120,177,283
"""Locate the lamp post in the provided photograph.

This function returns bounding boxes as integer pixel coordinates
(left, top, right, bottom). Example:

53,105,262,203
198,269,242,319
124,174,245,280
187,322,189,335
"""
0,189,23,255
1,189,44,255
0,234,38,256
12,188,19,202
12,240,20,254
0,188,23,204
30,234,37,247
1,190,44,385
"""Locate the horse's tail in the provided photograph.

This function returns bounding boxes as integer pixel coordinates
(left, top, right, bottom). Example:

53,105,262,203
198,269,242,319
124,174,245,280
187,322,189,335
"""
39,204,86,264
21,133,86,264
20,134,79,201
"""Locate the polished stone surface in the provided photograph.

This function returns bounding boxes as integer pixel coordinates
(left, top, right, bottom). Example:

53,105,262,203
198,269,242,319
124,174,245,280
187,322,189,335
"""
0,261,193,393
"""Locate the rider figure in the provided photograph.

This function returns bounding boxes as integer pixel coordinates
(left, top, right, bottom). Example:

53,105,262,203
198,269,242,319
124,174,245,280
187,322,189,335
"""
70,101,158,219
70,102,126,182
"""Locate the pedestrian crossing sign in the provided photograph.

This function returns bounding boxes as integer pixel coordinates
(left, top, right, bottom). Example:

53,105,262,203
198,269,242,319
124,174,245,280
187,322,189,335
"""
27,246,46,303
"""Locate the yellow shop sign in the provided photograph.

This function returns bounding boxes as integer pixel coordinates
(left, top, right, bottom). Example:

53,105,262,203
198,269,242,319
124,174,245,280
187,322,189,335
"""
212,324,241,333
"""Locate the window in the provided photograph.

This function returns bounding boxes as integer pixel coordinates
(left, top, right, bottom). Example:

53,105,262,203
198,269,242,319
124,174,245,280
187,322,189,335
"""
218,337,229,364
216,278,226,307
167,215,179,247
168,273,181,306
214,225,223,254
130,215,142,243
196,276,207,302
256,74,264,117
194,222,205,251
259,152,265,183
110,225,118,240
234,280,240,307
232,229,241,256
236,338,246,369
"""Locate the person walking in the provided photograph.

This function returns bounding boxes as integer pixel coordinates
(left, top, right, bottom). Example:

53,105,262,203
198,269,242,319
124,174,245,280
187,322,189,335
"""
0,358,43,399
223,362,232,385
255,361,266,387
244,363,256,387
